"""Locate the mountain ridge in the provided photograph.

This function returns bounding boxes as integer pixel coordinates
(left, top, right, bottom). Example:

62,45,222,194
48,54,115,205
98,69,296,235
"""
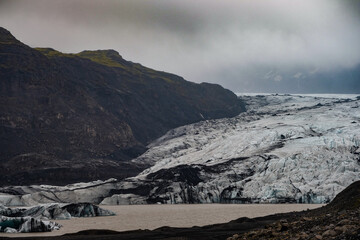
0,27,245,186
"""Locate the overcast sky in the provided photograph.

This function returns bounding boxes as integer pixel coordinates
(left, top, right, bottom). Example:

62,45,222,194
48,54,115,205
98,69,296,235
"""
0,0,359,93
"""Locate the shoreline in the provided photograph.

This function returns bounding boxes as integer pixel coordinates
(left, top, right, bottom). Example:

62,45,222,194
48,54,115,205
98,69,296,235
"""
0,204,323,238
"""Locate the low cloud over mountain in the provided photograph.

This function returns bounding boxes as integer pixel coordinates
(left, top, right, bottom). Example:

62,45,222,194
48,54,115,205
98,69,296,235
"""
1,0,359,93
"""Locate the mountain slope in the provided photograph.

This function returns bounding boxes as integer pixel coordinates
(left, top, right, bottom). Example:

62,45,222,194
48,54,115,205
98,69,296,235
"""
0,27,245,186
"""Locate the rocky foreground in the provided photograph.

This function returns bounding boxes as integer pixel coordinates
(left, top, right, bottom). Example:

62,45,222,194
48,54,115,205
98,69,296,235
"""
228,209,360,240
229,180,360,240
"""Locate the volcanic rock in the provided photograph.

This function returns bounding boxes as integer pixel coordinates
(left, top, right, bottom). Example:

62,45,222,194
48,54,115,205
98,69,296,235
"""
0,27,244,186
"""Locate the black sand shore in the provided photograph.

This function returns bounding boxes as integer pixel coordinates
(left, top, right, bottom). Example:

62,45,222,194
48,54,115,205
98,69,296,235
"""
0,211,306,240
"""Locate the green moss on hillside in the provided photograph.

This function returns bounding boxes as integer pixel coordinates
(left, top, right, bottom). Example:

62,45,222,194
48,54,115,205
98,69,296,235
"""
35,48,75,58
35,48,175,83
77,50,175,83
76,50,127,68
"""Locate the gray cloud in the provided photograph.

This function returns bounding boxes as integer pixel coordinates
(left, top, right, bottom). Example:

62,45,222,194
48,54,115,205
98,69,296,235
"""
0,0,359,92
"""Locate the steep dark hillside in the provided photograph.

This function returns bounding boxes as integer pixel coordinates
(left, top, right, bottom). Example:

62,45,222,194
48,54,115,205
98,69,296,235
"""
321,180,360,212
0,27,245,186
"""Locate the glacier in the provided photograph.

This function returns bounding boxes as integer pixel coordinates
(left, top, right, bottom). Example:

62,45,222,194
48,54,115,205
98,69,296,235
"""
0,94,359,205
111,94,360,204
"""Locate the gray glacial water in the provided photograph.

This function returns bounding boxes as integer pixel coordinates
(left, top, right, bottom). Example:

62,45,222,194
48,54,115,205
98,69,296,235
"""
0,204,323,237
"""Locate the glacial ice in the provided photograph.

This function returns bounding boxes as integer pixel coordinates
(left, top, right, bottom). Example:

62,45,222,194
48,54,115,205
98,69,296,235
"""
0,203,115,233
0,178,118,206
0,94,359,206
0,216,60,233
121,94,360,204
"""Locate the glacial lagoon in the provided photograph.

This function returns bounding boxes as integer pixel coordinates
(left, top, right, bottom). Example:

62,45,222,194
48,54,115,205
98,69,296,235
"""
0,204,323,237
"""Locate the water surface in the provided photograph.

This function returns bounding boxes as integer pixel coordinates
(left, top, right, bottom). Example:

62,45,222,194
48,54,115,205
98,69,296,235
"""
0,204,323,237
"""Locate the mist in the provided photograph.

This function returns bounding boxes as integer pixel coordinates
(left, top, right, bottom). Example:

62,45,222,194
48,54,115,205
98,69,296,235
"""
1,0,359,93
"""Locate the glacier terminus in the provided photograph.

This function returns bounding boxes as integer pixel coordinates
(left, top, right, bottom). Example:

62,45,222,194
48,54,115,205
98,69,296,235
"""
1,94,359,206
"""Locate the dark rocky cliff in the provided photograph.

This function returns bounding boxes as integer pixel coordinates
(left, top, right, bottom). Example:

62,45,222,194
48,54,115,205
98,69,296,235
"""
0,27,245,186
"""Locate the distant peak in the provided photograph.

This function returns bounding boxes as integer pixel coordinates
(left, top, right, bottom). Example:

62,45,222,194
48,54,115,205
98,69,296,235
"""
0,27,20,44
78,49,122,58
76,49,126,68
0,27,10,34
